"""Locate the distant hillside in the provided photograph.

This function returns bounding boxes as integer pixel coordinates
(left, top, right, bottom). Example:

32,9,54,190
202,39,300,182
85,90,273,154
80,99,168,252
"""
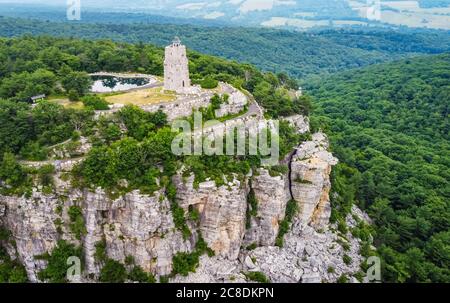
2,0,449,30
306,54,450,282
0,16,449,79
0,3,226,26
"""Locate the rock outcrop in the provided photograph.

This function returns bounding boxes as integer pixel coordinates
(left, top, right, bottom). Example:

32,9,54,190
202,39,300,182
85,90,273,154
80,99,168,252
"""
0,179,190,281
171,255,246,283
82,189,189,277
173,174,248,260
214,83,248,118
0,191,61,282
173,204,371,283
141,82,247,122
0,113,371,283
283,114,310,134
243,213,366,283
291,132,338,229
243,168,290,247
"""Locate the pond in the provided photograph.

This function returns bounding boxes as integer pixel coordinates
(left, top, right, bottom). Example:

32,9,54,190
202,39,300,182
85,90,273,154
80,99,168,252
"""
90,76,153,93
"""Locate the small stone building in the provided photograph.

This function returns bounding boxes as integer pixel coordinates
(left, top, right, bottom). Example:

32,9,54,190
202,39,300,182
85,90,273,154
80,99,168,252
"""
164,37,191,93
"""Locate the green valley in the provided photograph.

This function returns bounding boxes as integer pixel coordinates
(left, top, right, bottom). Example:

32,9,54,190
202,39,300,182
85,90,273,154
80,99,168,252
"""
307,54,450,282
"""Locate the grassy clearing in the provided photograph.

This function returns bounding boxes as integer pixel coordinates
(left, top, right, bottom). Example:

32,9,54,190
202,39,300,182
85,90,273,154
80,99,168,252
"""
48,84,229,110
48,87,177,109
105,87,176,106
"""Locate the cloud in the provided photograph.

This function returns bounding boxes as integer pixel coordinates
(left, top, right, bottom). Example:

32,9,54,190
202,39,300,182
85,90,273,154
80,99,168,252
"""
207,1,223,8
204,11,226,19
238,0,296,14
176,2,208,11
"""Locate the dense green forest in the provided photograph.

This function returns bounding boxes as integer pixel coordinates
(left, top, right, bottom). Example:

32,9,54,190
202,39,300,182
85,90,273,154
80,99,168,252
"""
0,35,307,281
0,34,305,159
307,54,449,282
0,16,449,79
0,26,448,283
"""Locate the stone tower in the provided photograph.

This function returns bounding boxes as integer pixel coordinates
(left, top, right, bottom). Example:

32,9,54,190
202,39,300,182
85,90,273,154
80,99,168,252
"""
164,36,191,93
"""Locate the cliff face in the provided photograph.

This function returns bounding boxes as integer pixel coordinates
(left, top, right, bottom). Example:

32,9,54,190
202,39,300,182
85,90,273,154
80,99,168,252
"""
1,191,61,282
0,182,190,281
171,131,368,283
0,114,368,283
244,168,290,247
173,174,248,260
291,132,339,229
82,189,190,277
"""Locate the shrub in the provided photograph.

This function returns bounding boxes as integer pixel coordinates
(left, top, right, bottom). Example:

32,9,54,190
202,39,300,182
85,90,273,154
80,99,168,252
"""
98,121,122,143
337,274,349,283
0,227,11,241
0,247,28,283
245,271,270,283
171,234,214,277
171,204,191,239
338,238,350,251
246,187,258,229
200,77,219,89
195,234,215,257
19,142,48,161
343,254,352,265
352,221,374,242
37,240,83,283
159,275,169,283
354,271,365,282
99,259,127,283
248,188,258,217
128,266,156,283
68,205,87,240
166,182,191,239
246,243,258,251
71,131,81,141
2,264,28,283
210,93,226,110
82,95,110,110
275,199,298,247
285,199,298,221
171,252,200,277
337,219,348,234
188,205,201,222
68,89,80,101
117,106,167,140
94,238,107,263
125,255,135,266
37,164,55,187
268,165,288,177
0,152,26,187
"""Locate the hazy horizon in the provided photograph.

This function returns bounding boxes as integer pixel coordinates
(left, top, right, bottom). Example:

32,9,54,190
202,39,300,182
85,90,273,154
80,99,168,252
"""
0,0,449,30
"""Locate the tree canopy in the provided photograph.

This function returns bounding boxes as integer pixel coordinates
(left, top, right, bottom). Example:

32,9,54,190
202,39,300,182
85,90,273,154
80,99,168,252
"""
307,54,450,282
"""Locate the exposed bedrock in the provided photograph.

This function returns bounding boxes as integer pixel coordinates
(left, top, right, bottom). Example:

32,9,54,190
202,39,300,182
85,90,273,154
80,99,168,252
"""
173,174,248,260
0,114,370,283
291,132,338,229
